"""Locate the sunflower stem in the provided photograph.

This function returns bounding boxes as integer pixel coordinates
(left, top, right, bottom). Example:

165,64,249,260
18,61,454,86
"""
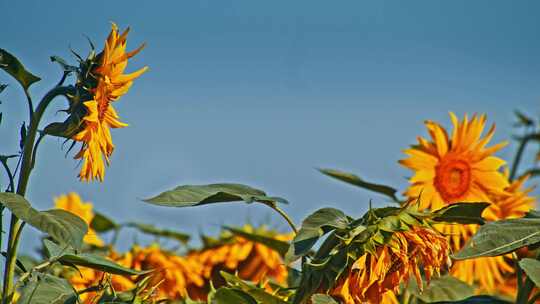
510,133,534,182
1,85,75,303
262,202,298,234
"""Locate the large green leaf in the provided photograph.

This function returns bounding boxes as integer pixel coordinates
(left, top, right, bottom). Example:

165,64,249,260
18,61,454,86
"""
318,168,398,201
287,208,349,261
225,226,289,256
127,222,190,244
0,49,41,90
44,240,147,276
519,258,540,288
18,273,78,304
211,287,258,304
0,192,87,249
311,294,339,304
454,218,540,259
431,202,490,225
408,275,474,302
144,183,287,207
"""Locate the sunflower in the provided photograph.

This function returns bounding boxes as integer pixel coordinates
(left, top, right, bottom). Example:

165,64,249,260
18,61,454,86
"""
331,226,450,304
54,192,104,247
448,173,536,292
73,23,147,181
400,112,508,211
128,244,205,300
400,113,536,292
187,225,291,299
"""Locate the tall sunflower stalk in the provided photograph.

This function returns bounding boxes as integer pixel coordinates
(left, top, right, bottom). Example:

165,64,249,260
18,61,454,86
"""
0,23,146,303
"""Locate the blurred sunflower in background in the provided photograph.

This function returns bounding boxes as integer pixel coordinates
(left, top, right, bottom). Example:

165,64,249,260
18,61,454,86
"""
187,225,291,299
54,192,104,247
331,226,450,304
400,112,537,293
73,23,147,182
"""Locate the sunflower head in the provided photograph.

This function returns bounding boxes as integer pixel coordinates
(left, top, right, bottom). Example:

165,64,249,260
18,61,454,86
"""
331,226,450,304
54,192,103,247
48,23,148,182
400,112,508,210
187,225,290,299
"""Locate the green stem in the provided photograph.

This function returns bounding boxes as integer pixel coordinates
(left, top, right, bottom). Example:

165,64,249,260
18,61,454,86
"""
510,134,533,182
2,85,74,303
517,278,535,304
263,202,298,234
0,160,14,193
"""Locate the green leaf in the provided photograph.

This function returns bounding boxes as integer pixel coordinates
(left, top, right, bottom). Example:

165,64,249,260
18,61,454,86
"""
90,212,119,233
288,208,349,261
144,183,288,207
0,192,87,249
0,49,41,90
519,258,540,288
220,272,288,304
50,56,78,73
454,218,540,259
432,202,490,225
514,110,535,127
127,222,190,244
225,226,289,256
20,121,27,150
18,273,78,304
311,294,339,304
211,287,258,304
408,275,474,302
44,239,146,276
318,168,398,201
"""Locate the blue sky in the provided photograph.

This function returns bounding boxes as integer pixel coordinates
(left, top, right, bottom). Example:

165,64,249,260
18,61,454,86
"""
1,1,539,254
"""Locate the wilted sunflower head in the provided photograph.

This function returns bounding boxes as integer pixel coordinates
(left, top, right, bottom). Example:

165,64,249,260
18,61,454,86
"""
188,225,290,297
291,204,459,304
46,23,147,182
331,226,450,304
400,112,509,210
128,244,205,300
54,192,103,247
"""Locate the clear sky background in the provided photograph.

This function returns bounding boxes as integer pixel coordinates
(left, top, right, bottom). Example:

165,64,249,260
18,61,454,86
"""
1,1,539,254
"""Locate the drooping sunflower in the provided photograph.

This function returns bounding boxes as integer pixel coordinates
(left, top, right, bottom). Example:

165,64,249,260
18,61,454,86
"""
331,226,450,304
73,23,147,181
187,225,291,299
66,244,204,303
54,192,104,247
128,244,205,300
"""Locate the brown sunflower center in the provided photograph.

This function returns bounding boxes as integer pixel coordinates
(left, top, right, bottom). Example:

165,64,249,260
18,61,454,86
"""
434,156,471,202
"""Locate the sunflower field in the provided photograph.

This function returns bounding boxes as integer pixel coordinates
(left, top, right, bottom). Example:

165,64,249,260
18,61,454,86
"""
1,22,539,304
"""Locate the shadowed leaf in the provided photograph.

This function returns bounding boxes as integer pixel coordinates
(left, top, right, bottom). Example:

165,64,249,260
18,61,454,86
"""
0,192,87,249
127,222,190,244
0,49,41,90
432,202,490,225
18,273,78,304
519,258,540,288
144,183,288,207
408,275,474,302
